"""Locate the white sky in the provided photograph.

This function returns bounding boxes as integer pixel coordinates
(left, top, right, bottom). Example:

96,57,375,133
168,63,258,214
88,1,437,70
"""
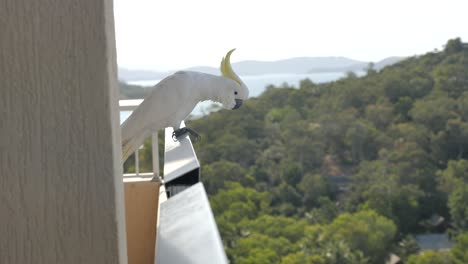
114,0,468,71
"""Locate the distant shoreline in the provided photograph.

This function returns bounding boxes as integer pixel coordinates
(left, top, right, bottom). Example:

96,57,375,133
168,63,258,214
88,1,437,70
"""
118,56,403,82
119,71,366,123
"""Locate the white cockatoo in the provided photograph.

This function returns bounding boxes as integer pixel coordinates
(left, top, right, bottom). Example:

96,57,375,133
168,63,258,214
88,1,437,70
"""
121,49,249,162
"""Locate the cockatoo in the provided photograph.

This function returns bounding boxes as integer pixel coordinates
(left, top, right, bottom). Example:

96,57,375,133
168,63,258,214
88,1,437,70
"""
121,49,249,162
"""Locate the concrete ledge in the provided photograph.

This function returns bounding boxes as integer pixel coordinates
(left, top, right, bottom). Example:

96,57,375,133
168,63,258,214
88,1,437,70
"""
156,183,228,264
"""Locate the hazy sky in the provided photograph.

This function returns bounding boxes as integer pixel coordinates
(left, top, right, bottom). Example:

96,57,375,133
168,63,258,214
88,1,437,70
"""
114,0,468,71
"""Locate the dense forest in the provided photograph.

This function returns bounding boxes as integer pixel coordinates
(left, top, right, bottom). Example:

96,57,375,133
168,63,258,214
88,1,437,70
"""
124,39,468,263
119,82,151,99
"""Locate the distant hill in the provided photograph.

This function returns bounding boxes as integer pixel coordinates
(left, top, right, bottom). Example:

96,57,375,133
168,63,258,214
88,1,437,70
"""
373,56,405,69
186,57,364,75
305,57,406,73
186,57,405,75
118,56,405,81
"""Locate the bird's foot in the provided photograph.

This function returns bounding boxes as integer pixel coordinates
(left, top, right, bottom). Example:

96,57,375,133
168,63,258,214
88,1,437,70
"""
172,127,201,141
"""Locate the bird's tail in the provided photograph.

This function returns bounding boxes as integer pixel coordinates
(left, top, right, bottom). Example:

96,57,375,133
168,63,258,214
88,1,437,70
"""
121,135,144,164
122,130,147,164
121,139,133,164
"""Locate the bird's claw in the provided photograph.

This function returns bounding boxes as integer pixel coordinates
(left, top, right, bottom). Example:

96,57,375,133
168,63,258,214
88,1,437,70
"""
172,127,201,142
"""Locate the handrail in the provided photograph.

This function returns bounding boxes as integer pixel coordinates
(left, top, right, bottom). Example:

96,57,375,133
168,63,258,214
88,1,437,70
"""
156,183,228,264
155,122,228,264
119,99,144,111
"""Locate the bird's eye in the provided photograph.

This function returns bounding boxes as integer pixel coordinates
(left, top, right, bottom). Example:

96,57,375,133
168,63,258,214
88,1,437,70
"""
234,91,238,95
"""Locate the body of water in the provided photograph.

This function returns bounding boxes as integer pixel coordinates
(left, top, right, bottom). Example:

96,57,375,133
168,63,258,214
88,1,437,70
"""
127,72,349,97
120,72,357,123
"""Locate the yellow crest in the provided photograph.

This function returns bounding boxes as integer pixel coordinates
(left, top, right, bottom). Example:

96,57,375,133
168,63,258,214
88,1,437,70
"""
220,49,242,85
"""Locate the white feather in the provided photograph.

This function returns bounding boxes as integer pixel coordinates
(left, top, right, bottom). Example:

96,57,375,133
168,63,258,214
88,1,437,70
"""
121,71,246,162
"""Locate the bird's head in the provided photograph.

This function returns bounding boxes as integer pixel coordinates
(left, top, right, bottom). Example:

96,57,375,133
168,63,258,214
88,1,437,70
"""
220,49,249,110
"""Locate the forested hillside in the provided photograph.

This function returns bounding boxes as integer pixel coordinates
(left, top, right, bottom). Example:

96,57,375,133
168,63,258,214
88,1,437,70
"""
119,82,151,99
125,39,468,263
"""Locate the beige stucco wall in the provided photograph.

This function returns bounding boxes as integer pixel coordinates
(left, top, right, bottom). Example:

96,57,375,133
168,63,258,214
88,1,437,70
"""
0,0,127,263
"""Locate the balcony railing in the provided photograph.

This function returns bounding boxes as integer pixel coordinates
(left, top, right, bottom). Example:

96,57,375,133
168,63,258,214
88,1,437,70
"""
119,99,228,264
120,99,159,178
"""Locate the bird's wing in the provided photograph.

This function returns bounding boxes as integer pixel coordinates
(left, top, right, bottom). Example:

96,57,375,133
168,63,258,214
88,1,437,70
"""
121,75,180,144
121,73,202,161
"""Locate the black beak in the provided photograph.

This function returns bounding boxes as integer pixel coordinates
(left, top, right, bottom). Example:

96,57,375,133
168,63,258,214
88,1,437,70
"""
233,99,243,109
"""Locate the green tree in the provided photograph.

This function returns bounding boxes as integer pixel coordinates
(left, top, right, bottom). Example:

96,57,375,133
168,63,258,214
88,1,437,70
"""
320,240,369,264
210,182,271,248
365,103,394,129
213,133,258,167
448,184,468,231
381,72,432,103
271,182,303,216
241,214,307,243
281,120,326,169
445,119,468,159
444,37,463,54
254,144,287,185
437,159,468,193
387,123,430,149
298,224,324,252
457,92,468,120
384,142,436,192
210,182,270,222
434,63,468,98
451,232,468,264
297,173,330,208
394,235,420,262
349,158,425,233
281,251,325,264
406,250,452,264
410,96,457,132
202,160,248,194
322,210,397,263
305,197,338,224
230,233,292,264
119,82,151,99
394,96,413,120
366,62,377,75
344,119,380,162
280,161,303,186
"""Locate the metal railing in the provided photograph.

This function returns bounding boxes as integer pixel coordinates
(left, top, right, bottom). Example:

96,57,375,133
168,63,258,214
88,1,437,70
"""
119,99,228,264
156,183,228,264
156,124,227,264
119,99,159,178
